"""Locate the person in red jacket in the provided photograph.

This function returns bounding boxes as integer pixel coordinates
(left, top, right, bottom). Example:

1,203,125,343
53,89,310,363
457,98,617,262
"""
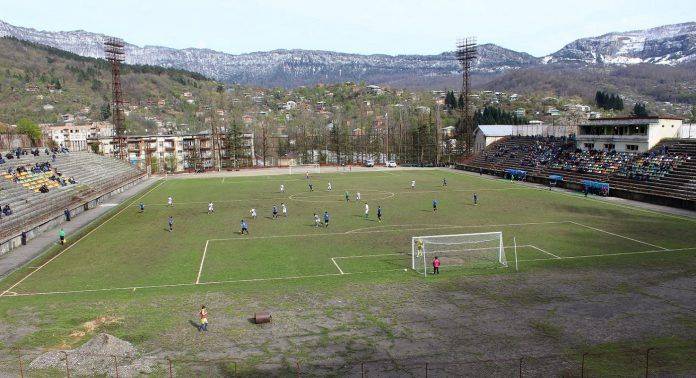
432,256,440,275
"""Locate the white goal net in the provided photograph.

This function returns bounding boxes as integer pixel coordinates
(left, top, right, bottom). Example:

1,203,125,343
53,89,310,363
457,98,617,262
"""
289,163,320,175
411,232,507,276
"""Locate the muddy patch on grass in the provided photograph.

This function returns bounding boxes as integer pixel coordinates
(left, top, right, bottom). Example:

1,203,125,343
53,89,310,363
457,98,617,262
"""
69,316,122,340
148,265,696,374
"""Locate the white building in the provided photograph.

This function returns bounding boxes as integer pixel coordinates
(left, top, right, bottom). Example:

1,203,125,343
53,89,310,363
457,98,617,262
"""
576,116,683,152
44,122,115,151
46,124,89,151
284,100,297,110
88,131,255,172
366,85,384,95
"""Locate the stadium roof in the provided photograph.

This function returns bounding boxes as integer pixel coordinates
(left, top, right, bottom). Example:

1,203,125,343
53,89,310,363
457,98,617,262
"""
475,125,521,137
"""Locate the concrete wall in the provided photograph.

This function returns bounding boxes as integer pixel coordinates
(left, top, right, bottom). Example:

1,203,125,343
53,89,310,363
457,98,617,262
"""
648,119,682,148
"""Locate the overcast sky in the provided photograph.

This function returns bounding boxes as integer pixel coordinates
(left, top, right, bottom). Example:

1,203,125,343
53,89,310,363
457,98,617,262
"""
2,0,694,56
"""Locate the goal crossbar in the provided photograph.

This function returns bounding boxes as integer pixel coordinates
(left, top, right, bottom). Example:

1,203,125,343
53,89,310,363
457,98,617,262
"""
289,163,320,175
411,232,507,276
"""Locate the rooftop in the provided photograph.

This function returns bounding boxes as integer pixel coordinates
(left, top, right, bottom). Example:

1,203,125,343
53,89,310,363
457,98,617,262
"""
589,116,683,122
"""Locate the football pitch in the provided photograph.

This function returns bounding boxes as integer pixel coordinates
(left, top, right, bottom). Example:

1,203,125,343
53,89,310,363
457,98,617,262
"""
1,168,696,375
2,168,695,297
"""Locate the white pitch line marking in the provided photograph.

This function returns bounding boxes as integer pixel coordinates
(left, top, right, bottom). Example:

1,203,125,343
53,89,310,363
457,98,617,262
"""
137,187,528,207
569,221,668,250
208,221,571,242
3,268,407,298
6,248,696,299
331,258,345,274
529,245,561,259
518,246,696,262
333,253,405,259
0,179,166,297
195,240,210,284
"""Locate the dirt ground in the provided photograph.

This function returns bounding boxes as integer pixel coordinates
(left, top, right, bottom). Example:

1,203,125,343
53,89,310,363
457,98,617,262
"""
151,264,696,376
2,263,695,376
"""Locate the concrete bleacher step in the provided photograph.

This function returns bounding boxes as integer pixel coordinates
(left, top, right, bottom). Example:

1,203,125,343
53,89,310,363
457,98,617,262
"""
1,151,143,239
465,136,696,205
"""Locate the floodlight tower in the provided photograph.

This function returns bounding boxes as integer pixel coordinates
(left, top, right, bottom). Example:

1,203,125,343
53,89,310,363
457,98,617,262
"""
456,37,477,155
104,37,126,160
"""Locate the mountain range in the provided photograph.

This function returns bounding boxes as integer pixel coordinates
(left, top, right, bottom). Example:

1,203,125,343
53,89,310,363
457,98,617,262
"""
1,19,695,89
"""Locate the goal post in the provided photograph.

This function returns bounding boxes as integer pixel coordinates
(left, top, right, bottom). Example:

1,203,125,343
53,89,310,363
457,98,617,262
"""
289,163,320,175
411,232,507,276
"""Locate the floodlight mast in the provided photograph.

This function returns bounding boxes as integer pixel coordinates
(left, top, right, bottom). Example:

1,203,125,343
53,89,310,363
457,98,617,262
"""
104,37,127,160
455,37,477,156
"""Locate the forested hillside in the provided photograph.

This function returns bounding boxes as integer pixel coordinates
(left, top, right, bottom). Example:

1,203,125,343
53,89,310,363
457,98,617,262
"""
0,37,217,126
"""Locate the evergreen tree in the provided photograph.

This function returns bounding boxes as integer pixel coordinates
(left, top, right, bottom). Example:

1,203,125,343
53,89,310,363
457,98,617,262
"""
225,120,244,168
100,103,111,121
444,91,457,110
474,106,527,125
633,102,649,117
595,91,605,108
595,90,623,111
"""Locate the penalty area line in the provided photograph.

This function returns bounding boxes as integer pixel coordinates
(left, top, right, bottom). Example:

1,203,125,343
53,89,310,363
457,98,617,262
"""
333,253,405,259
331,258,345,274
195,240,210,284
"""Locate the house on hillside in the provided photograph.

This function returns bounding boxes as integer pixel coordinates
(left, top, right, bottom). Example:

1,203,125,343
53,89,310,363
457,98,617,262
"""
366,85,383,95
442,126,455,138
285,100,297,110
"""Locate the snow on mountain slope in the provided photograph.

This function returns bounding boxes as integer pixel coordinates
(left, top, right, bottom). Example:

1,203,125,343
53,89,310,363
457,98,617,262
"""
2,19,695,88
545,22,696,65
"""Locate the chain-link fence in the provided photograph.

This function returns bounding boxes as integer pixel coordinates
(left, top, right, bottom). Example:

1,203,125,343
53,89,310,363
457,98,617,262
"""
7,344,695,377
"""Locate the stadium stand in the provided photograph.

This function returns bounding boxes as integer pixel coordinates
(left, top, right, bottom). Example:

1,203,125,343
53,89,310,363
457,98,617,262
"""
461,137,696,210
0,149,144,252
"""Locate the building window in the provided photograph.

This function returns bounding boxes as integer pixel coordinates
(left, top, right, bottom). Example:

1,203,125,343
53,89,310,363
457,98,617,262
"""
626,144,638,151
603,143,615,151
584,143,594,150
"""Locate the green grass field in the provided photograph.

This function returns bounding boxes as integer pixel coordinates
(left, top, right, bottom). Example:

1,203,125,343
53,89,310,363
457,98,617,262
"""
2,168,694,296
1,168,695,375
